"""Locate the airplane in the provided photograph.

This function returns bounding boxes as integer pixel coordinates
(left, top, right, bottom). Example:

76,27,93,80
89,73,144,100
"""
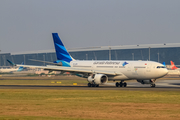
0,62,24,73
8,33,168,87
170,61,180,70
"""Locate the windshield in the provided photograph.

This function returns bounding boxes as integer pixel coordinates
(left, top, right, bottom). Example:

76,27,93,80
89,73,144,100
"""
157,66,166,68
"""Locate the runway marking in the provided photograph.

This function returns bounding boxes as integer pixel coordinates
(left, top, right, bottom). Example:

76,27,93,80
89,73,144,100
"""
73,83,77,85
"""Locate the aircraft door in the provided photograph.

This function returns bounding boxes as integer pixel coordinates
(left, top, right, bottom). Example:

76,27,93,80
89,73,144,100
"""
131,63,138,77
146,63,151,72
144,63,152,79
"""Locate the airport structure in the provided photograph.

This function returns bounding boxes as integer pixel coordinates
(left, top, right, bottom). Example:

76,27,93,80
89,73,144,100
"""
0,43,180,67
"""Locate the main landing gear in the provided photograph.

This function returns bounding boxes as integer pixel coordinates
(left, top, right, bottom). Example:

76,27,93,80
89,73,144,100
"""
116,81,127,87
151,84,156,87
88,83,99,87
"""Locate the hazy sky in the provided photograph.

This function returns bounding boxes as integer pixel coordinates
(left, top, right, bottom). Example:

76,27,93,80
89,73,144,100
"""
0,0,180,53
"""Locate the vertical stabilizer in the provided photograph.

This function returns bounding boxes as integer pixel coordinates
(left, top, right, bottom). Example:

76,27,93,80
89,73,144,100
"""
170,61,178,70
17,62,24,72
52,33,74,63
162,62,166,66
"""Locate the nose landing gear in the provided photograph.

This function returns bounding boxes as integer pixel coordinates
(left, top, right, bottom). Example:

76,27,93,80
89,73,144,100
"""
151,84,156,87
150,79,156,87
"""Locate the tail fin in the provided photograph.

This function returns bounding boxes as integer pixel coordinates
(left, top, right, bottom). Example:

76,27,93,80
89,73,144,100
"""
52,33,74,63
7,59,16,66
162,62,166,67
17,62,24,72
170,61,178,70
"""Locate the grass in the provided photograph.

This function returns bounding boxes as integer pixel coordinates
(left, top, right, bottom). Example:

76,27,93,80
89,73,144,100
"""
0,89,180,120
0,79,88,86
0,76,88,86
0,76,180,119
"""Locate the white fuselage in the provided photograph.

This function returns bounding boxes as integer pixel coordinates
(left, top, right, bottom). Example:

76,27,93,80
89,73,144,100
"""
0,68,19,73
70,60,168,81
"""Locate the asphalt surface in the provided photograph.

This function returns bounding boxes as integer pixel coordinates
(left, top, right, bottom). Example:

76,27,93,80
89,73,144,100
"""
0,80,180,91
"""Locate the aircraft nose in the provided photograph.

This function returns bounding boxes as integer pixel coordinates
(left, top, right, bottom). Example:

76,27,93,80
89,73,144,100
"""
163,68,168,76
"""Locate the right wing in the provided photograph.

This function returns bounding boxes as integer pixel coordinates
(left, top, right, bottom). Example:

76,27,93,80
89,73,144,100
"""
16,64,122,76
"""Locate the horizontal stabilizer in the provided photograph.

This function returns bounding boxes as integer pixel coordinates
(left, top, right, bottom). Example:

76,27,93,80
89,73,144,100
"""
29,59,62,66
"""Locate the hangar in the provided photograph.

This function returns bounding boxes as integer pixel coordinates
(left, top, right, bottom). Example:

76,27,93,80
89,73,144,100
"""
0,43,180,66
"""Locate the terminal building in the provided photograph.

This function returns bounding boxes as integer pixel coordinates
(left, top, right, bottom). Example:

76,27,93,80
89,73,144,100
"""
0,43,180,67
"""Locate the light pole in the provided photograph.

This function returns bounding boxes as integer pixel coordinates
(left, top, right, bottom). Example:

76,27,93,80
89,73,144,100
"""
0,50,1,66
51,54,53,62
93,52,97,60
3,55,6,66
115,50,118,60
157,52,159,62
37,53,38,60
132,53,134,60
23,55,26,65
43,55,45,66
86,54,88,60
149,47,151,61
109,47,111,60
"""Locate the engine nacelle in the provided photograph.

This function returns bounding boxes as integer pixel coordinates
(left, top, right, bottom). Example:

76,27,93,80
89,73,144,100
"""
137,79,152,84
87,74,108,84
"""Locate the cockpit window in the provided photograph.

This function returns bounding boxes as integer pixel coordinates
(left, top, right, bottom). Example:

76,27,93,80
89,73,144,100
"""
157,66,166,68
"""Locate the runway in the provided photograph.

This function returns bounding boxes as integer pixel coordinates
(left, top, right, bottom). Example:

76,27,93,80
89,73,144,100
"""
0,79,180,91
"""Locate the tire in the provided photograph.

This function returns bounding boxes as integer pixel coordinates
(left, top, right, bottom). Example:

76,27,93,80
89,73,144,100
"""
124,82,127,87
120,82,123,87
96,84,99,87
88,83,91,87
116,82,119,87
151,84,155,87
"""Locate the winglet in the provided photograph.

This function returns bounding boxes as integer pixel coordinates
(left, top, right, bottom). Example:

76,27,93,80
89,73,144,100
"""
7,59,16,66
170,61,178,70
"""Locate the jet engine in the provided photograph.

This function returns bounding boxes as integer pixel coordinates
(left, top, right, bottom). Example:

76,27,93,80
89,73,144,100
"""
137,79,153,84
88,74,108,84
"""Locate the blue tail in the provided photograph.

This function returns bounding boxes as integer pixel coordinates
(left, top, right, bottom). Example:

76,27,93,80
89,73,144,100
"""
162,62,166,67
17,62,24,72
7,59,16,66
52,33,73,63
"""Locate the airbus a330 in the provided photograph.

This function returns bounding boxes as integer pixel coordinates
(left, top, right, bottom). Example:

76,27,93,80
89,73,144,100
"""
8,33,168,87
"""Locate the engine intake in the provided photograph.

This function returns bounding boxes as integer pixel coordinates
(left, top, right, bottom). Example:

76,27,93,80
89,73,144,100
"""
88,74,108,84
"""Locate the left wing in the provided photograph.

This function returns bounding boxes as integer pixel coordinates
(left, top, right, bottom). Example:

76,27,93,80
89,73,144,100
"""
29,59,62,66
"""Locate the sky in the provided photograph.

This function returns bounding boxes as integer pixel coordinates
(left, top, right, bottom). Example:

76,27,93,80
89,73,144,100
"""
0,0,180,53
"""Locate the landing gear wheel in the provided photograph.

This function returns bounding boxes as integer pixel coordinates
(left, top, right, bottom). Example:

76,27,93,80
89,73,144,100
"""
118,81,127,88
92,84,95,87
96,84,99,87
120,82,123,87
124,82,127,87
151,84,156,87
88,83,91,87
116,82,119,87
